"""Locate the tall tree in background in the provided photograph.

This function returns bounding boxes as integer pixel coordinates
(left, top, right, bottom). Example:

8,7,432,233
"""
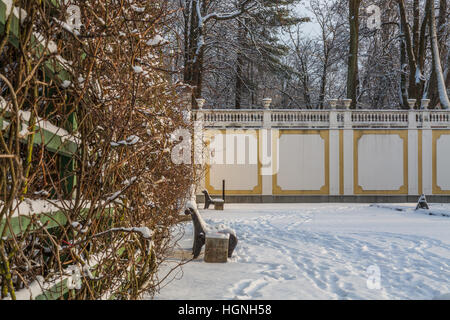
428,0,449,108
180,0,255,107
283,0,348,109
288,32,315,108
346,0,361,109
173,0,449,110
397,0,429,109
310,0,345,108
357,0,400,109
233,0,307,109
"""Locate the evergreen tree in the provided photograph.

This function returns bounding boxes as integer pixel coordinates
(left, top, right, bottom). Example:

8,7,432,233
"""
234,0,309,108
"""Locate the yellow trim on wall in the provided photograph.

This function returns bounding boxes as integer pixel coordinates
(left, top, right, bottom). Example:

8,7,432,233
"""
204,129,262,195
354,130,408,195
339,129,344,195
272,130,330,195
418,130,423,195
432,130,450,195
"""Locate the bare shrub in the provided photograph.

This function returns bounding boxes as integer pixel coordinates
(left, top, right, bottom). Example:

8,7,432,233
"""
0,0,196,300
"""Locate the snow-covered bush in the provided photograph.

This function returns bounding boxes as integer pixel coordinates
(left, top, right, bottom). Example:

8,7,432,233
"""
0,0,196,300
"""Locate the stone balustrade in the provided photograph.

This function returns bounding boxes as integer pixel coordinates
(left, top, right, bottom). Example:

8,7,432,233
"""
191,97,450,129
193,108,450,129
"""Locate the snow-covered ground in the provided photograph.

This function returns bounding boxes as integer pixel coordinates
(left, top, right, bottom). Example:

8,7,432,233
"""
153,203,450,300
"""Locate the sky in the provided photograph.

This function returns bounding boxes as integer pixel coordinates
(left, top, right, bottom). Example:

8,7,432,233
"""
294,1,322,38
278,1,322,43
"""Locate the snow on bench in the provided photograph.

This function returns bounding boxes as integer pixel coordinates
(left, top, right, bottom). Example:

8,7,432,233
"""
184,201,237,259
202,190,224,210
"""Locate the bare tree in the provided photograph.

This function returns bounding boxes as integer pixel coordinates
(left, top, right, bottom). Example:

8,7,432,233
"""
347,0,361,109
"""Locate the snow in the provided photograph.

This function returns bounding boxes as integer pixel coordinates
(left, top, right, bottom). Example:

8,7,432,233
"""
146,35,165,46
123,177,137,185
110,135,141,147
61,80,71,88
3,276,45,300
3,2,28,25
2,199,103,219
415,68,425,84
53,17,81,36
1,104,80,144
154,203,450,300
371,203,450,218
131,5,145,13
133,66,143,74
132,227,152,239
186,200,197,210
18,124,30,138
2,0,12,17
4,199,62,218
33,190,49,197
33,32,58,53
207,232,229,240
94,227,153,239
71,221,82,229
105,190,122,202
2,248,113,300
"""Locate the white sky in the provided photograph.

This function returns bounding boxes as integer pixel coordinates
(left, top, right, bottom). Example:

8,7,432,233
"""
294,2,321,38
278,1,321,43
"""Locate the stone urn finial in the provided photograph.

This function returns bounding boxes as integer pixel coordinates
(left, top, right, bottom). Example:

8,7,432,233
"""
196,98,206,110
342,99,352,109
421,99,430,110
407,99,417,110
262,98,272,109
328,99,338,109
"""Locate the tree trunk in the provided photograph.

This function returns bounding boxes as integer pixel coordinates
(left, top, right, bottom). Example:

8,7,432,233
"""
412,0,420,61
182,0,206,108
398,0,419,104
235,20,245,109
399,25,409,109
346,0,361,109
428,0,448,108
319,62,328,109
319,29,329,109
429,0,450,109
446,52,450,89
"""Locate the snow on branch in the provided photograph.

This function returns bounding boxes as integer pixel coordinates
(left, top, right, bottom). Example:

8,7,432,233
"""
202,0,255,23
105,177,138,204
193,0,256,63
110,135,141,147
91,227,153,240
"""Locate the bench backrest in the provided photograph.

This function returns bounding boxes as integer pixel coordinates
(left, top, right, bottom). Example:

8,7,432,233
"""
186,207,208,235
202,190,213,202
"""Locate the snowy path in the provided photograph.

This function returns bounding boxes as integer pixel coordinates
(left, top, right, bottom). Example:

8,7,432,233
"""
154,204,450,300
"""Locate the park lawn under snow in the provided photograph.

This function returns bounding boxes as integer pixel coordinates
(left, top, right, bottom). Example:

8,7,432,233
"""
153,203,450,300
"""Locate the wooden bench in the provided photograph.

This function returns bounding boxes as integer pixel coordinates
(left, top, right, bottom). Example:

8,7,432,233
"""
184,203,237,260
202,189,225,210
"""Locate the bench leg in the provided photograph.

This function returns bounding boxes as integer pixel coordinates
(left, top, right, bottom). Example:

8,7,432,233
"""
193,233,205,258
227,234,238,258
